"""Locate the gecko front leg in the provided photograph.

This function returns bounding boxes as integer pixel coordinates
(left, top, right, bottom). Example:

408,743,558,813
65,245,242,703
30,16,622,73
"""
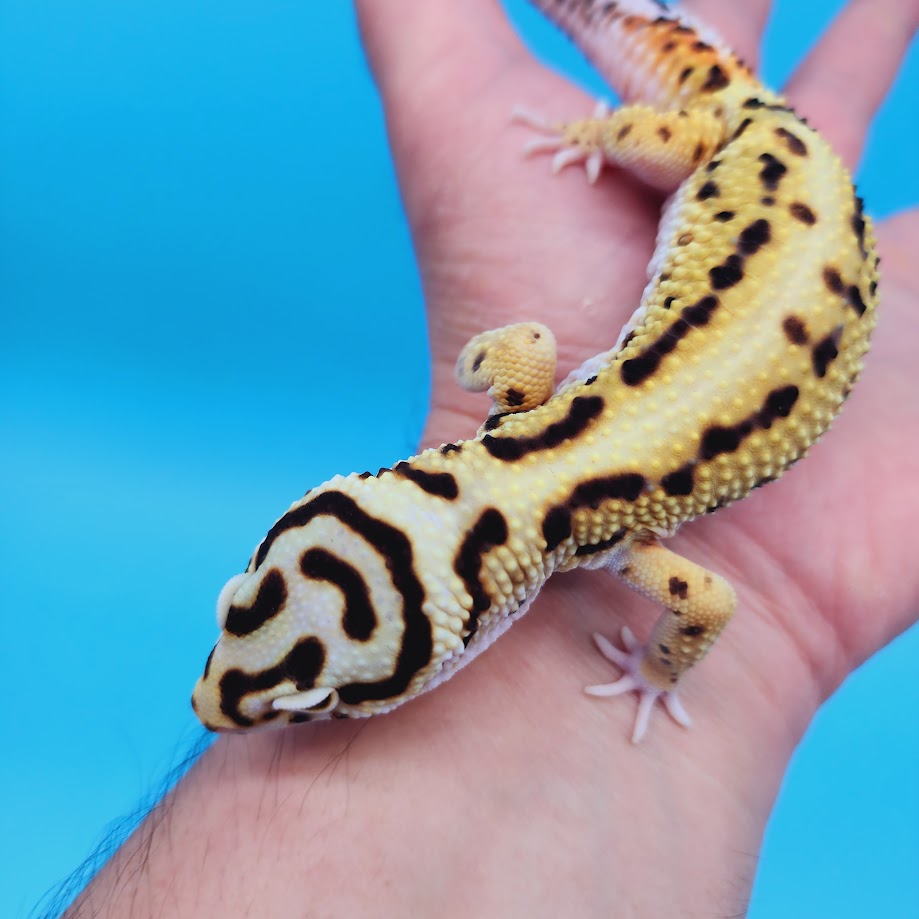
517,102,725,189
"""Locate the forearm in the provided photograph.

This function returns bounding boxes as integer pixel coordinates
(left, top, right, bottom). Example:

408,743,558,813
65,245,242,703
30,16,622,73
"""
68,596,800,918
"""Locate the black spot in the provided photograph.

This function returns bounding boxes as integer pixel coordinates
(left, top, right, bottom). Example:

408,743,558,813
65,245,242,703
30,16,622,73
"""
394,461,459,500
300,548,377,642
224,569,288,637
761,196,776,206
699,385,798,461
680,624,705,637
575,526,628,556
696,180,719,200
440,443,461,454
692,142,705,164
782,315,809,345
617,123,633,141
472,351,486,373
585,375,598,385
358,471,372,479
454,509,509,639
846,285,867,316
569,473,646,508
758,153,787,191
738,219,771,255
663,297,676,309
658,126,672,142
789,202,816,225
709,254,744,290
542,506,573,552
678,66,693,84
219,637,326,728
668,576,689,599
823,266,844,294
482,395,604,461
775,127,808,156
701,63,730,92
706,159,721,173
659,644,671,655
251,490,432,707
692,40,713,52
506,388,525,408
661,463,695,496
812,328,842,378
713,210,735,222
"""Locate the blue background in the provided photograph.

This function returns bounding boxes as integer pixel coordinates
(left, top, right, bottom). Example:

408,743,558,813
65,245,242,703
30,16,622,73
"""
2,2,916,916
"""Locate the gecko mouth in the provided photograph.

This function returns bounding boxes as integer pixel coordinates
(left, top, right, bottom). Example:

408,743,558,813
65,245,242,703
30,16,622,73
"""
272,687,339,715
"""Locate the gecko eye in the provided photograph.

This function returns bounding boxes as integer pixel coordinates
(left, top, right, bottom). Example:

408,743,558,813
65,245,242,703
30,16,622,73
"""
215,572,250,629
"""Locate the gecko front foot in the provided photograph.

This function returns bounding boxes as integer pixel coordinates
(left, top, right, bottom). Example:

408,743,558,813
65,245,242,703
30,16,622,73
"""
513,100,610,184
585,627,691,743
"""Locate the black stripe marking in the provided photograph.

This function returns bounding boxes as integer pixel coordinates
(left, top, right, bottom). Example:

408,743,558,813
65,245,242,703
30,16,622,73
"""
482,395,604,461
251,490,432,707
569,473,646,508
575,527,628,556
224,569,288,638
394,461,459,500
700,385,800,460
219,636,327,728
620,295,719,386
300,548,377,642
454,508,508,640
661,463,695,497
542,506,572,552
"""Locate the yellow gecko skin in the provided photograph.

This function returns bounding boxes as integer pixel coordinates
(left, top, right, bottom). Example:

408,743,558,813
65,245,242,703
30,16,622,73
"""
192,0,878,740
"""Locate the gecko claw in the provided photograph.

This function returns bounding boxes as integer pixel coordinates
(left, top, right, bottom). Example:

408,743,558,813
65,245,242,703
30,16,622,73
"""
585,627,692,742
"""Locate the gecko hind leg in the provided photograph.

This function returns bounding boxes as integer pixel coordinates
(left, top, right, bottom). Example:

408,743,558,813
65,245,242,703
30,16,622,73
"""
586,626,691,743
584,536,737,741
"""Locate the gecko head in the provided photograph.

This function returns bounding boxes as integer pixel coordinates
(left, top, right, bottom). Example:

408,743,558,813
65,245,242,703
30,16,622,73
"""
191,485,435,731
190,569,343,731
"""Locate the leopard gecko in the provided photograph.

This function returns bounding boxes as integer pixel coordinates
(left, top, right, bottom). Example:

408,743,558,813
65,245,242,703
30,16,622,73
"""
192,0,878,742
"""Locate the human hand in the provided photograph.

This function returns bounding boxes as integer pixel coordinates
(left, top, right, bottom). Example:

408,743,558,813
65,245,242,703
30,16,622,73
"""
69,3,918,915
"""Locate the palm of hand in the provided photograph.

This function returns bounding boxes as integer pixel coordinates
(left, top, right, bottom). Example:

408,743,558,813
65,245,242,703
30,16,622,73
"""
358,0,919,747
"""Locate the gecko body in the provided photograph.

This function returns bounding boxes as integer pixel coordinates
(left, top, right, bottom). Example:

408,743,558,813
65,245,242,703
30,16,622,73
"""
192,0,878,739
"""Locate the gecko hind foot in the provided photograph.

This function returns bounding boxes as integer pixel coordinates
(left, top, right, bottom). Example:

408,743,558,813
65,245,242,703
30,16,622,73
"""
585,627,691,743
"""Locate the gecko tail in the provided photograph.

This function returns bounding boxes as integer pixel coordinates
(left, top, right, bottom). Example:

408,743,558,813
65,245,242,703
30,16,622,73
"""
526,0,756,108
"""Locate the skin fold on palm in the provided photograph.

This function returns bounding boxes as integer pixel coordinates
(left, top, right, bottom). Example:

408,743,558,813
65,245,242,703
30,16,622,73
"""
68,2,918,916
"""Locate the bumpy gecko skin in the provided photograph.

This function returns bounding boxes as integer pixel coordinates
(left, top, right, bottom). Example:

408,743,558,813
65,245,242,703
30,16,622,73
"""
192,0,878,740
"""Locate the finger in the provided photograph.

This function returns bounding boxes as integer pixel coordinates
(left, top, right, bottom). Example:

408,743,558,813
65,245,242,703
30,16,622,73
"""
680,0,772,70
784,0,919,170
355,0,524,104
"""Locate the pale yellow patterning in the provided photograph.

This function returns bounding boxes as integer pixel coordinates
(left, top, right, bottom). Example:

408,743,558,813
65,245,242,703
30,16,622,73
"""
192,0,878,742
